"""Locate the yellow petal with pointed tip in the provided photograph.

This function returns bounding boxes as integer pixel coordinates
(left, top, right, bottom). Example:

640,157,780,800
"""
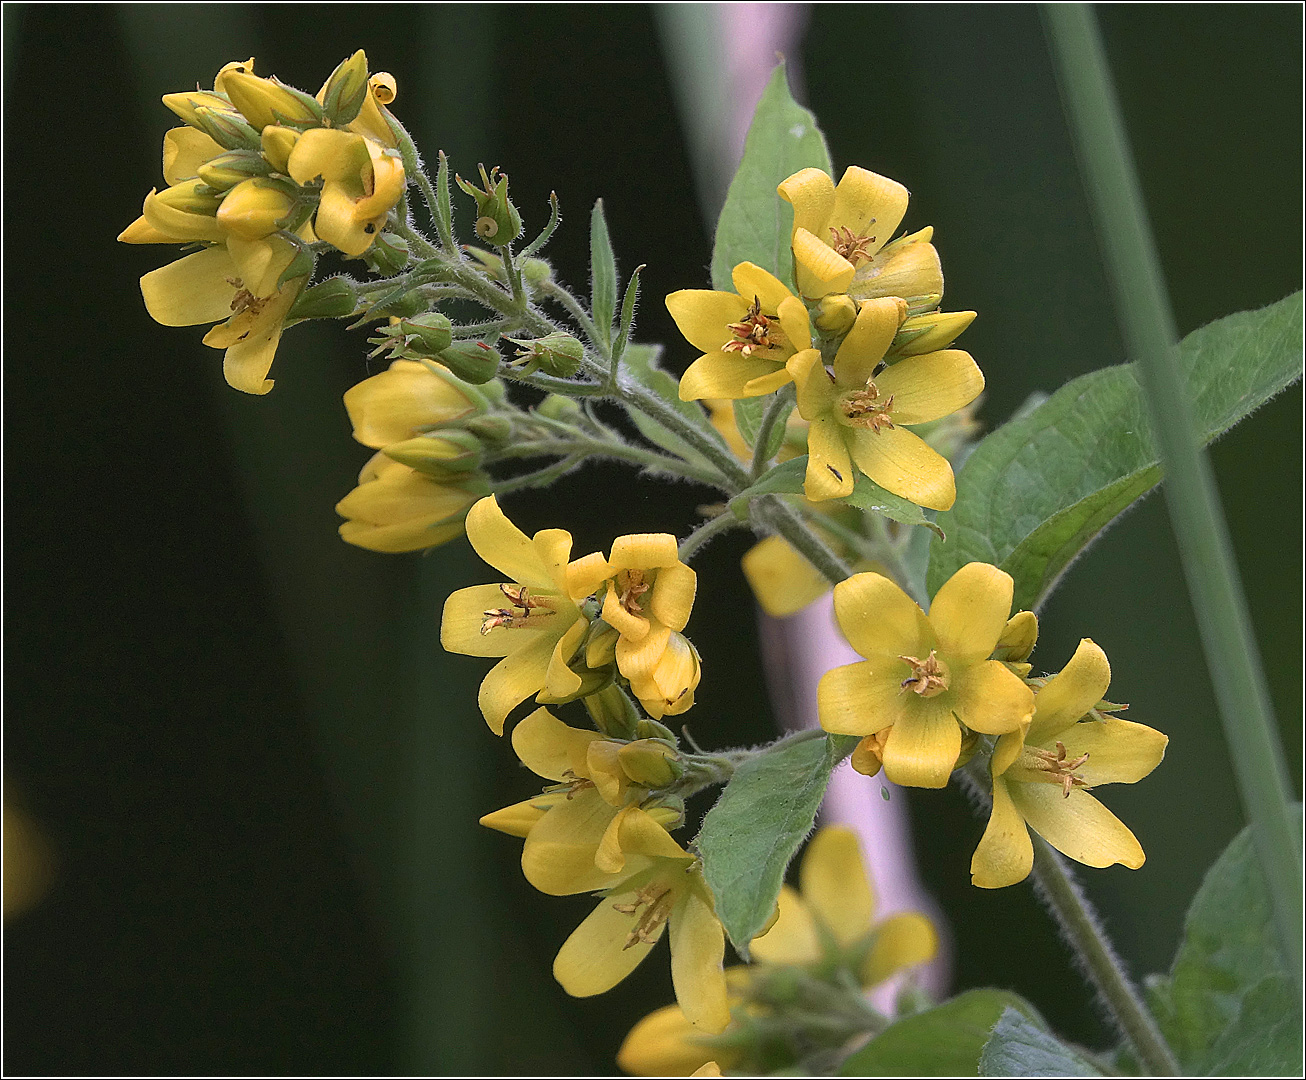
214,277,302,394
554,891,663,996
804,418,854,501
846,425,955,511
678,353,786,401
140,247,238,326
793,227,856,298
818,659,910,738
511,707,600,781
832,166,909,251
142,187,225,242
666,291,750,353
833,297,905,389
479,797,551,838
741,367,796,397
777,166,836,236
619,807,691,860
671,878,729,1032
880,697,961,788
833,571,931,661
477,631,557,735
118,216,176,244
730,262,794,314
875,349,985,425
1011,783,1145,870
971,774,1034,888
1026,639,1113,746
800,825,873,946
861,911,938,986
1041,717,1168,788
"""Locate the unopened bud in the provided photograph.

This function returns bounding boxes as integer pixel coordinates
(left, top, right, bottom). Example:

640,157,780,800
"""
383,431,484,475
584,622,619,669
582,683,640,740
318,49,370,127
260,125,301,173
618,740,682,788
212,57,256,97
193,106,262,151
505,331,583,377
994,610,1038,663
397,313,454,354
162,90,235,128
437,340,501,385
216,178,297,240
288,276,358,320
634,718,678,743
889,310,977,358
362,231,409,275
644,800,685,830
153,180,222,216
456,164,522,245
522,258,553,288
814,293,858,335
222,71,322,131
197,149,270,191
536,395,583,423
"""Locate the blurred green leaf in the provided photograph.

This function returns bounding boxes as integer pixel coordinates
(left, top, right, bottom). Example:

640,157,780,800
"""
1146,808,1303,1075
838,989,1043,1076
710,61,831,291
928,292,1304,609
590,198,617,349
979,1007,1104,1077
696,733,855,956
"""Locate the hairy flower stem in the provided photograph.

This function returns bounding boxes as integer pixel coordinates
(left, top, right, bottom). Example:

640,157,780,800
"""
678,512,744,562
958,763,1178,1075
750,384,796,479
485,438,721,486
755,496,854,583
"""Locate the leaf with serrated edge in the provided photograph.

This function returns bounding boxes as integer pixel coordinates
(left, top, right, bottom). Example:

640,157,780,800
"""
838,989,1044,1077
979,1007,1104,1077
710,62,831,291
696,734,855,956
928,293,1303,609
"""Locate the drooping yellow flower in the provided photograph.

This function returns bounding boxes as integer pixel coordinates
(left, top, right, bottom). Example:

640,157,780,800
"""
971,639,1168,888
441,497,610,734
335,452,484,555
788,296,983,509
343,358,481,449
820,563,1034,788
555,852,730,1033
617,972,750,1076
288,128,405,256
480,708,686,893
667,263,813,401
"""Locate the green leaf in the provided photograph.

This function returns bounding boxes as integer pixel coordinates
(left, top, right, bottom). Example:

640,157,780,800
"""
611,264,643,366
695,733,856,956
1147,808,1303,1075
838,989,1043,1077
727,455,944,539
710,62,832,291
927,292,1304,609
732,396,768,448
618,344,724,469
435,150,453,241
590,198,617,349
979,1007,1104,1077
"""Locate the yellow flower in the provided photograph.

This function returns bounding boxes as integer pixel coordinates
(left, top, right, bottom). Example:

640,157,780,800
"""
134,239,306,395
343,358,480,449
335,452,484,555
617,973,749,1076
347,72,400,149
596,534,700,718
667,263,813,401
971,639,1168,888
441,497,610,734
788,296,983,508
555,853,730,1033
778,166,910,300
820,563,1034,788
480,708,686,893
288,128,405,256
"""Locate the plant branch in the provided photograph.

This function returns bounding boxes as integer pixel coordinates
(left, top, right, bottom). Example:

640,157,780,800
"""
678,512,744,563
750,385,795,479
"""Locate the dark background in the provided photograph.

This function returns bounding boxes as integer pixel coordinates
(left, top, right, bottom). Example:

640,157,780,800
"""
4,3,1301,1075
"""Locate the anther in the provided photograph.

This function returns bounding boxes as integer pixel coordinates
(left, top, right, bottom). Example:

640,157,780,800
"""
899,650,949,697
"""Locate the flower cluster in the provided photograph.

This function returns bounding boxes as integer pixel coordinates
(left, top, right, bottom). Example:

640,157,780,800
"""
119,52,406,394
618,826,938,1075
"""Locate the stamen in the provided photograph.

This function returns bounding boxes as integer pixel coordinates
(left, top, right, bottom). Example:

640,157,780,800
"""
840,381,896,432
1032,740,1091,797
225,278,268,319
616,569,651,616
480,584,556,634
723,295,785,358
899,650,949,697
829,225,877,266
613,884,675,949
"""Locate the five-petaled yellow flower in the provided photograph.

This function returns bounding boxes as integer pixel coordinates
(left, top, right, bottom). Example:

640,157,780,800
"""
788,296,983,509
821,563,1034,788
971,638,1168,888
441,497,608,734
667,264,812,401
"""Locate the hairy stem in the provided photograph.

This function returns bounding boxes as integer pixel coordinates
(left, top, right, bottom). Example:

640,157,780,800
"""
678,512,744,562
750,386,795,479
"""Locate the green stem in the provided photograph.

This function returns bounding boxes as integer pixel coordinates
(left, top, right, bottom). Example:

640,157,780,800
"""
749,385,795,480
678,512,743,562
538,280,609,363
1044,1,1302,994
485,438,723,487
754,496,854,584
490,455,582,496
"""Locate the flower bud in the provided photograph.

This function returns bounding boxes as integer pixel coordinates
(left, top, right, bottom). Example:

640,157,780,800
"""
582,683,640,740
349,72,399,148
851,731,889,777
288,276,358,320
343,358,481,449
398,313,455,354
535,394,583,423
628,632,701,720
618,740,682,788
197,149,271,191
437,340,502,385
584,622,619,668
222,71,322,131
505,332,583,377
994,610,1038,663
456,164,522,245
153,180,222,216
216,178,297,240
522,257,553,288
212,57,256,97
162,90,235,128
462,413,512,442
814,294,858,335
193,106,262,151
318,49,370,127
362,231,409,275
889,310,977,358
336,454,487,554
644,800,685,831
634,718,678,743
260,125,301,173
383,430,484,475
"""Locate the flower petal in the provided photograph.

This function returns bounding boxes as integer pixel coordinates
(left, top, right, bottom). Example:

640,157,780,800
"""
730,262,793,314
343,359,475,449
950,660,1033,736
464,496,555,589
970,775,1033,888
790,348,837,420
478,792,564,838
874,350,985,425
776,296,813,352
511,706,601,781
566,551,612,600
833,571,932,661
649,562,697,632
741,367,796,397
741,536,830,618
833,297,904,389
477,631,556,735
554,890,664,996
1011,783,1145,870
441,583,540,657
851,241,943,308
800,826,873,946
139,247,239,326
818,659,909,738
793,228,855,299
522,790,625,894
215,277,302,395
678,353,786,401
163,126,224,185
831,166,909,254
617,623,673,681
1026,639,1112,746
666,291,750,353
1051,717,1168,787
928,563,1015,664
616,1003,719,1077
670,878,730,1032
777,167,836,237
861,912,938,986
846,426,955,511
880,698,961,788
804,418,854,501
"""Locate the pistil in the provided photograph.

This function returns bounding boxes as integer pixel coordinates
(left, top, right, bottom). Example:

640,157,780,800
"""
723,296,784,358
899,650,949,697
